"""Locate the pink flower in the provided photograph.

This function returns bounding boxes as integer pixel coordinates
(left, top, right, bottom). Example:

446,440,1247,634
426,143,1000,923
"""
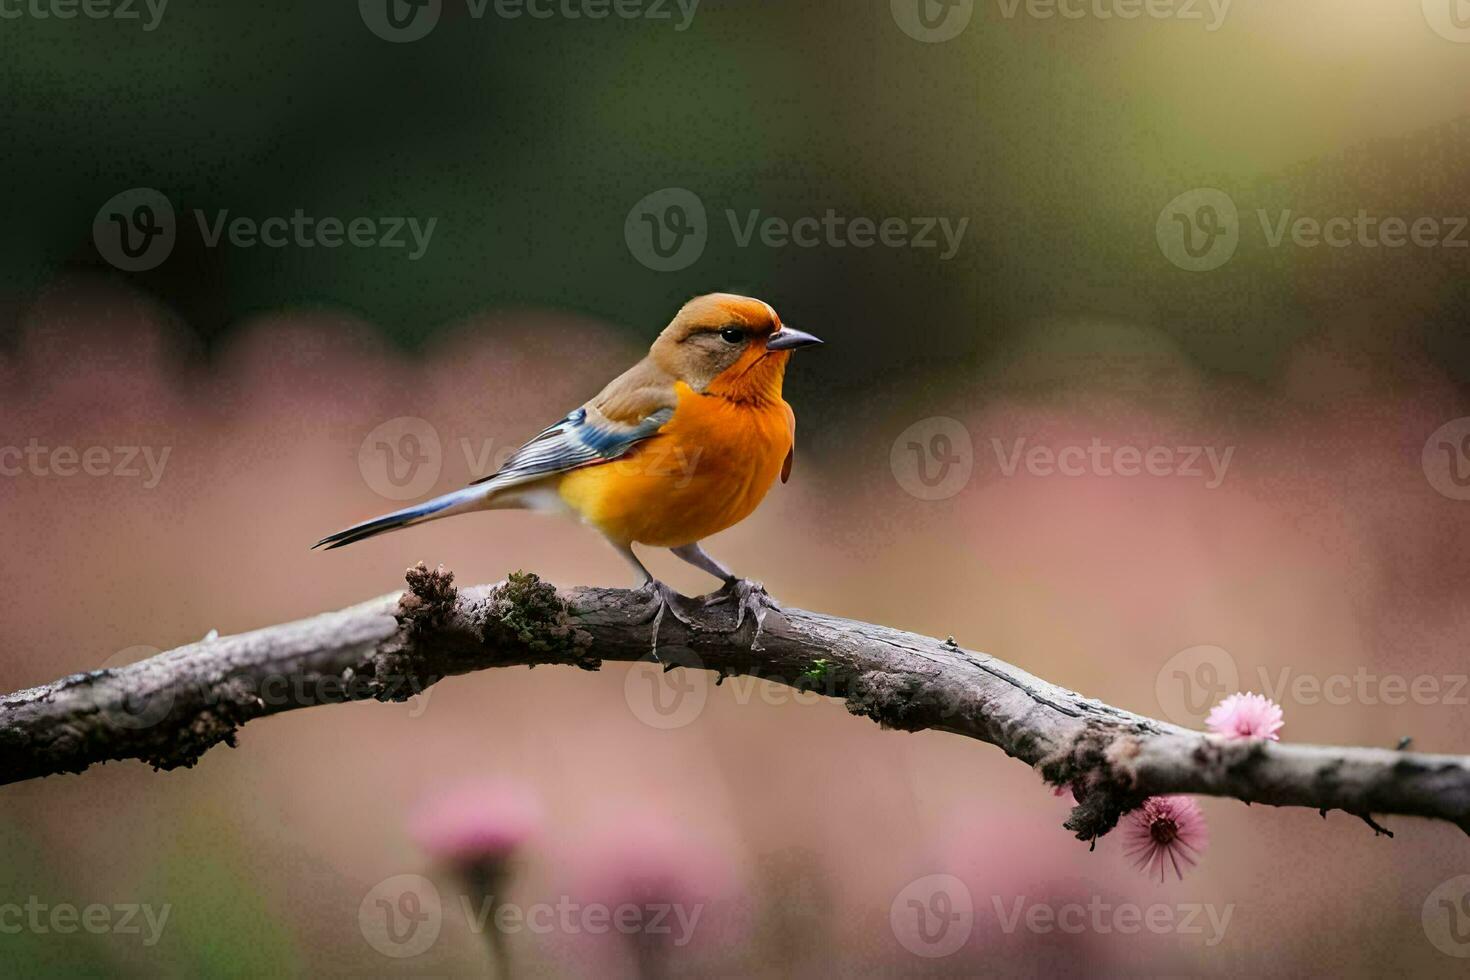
574,810,737,911
409,780,543,864
1206,692,1284,741
553,809,745,974
1122,796,1208,883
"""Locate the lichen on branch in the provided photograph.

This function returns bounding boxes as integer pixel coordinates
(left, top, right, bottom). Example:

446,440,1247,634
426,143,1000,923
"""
1,564,1468,842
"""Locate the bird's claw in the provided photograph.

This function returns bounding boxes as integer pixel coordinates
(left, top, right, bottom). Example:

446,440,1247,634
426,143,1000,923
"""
702,578,780,648
638,578,781,654
636,579,696,659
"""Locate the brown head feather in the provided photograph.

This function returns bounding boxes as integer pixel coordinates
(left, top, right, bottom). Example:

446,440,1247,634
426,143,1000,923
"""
589,293,792,423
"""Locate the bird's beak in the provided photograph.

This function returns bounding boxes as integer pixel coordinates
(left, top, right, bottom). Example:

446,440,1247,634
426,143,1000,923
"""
766,327,824,351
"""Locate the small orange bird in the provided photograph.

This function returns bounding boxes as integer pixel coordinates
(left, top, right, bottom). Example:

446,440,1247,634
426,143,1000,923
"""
315,293,822,628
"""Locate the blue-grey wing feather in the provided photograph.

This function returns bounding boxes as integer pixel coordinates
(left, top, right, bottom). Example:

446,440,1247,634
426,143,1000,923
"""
469,405,674,491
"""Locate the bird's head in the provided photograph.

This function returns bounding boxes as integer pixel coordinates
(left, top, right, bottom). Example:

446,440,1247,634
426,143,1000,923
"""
650,293,822,399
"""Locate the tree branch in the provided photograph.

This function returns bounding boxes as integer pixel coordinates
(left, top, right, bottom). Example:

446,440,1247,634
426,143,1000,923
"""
4,564,1468,841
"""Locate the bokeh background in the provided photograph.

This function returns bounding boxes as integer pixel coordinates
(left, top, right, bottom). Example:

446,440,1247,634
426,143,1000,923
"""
3,0,1470,975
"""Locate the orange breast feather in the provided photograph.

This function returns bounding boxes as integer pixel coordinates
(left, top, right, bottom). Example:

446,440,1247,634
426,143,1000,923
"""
556,382,794,547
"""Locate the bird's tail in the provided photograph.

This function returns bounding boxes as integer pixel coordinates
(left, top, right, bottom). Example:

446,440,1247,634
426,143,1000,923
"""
313,485,492,551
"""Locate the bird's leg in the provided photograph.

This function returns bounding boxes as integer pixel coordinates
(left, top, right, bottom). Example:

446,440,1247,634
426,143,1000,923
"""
668,542,780,643
614,542,693,658
669,541,735,583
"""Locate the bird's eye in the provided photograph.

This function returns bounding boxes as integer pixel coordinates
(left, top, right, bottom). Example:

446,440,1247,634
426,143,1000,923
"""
718,327,744,344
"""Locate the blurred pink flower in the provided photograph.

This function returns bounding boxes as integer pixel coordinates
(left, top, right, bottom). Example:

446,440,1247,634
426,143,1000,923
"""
1206,692,1284,741
554,809,745,975
409,779,543,864
1122,796,1208,883
576,810,737,911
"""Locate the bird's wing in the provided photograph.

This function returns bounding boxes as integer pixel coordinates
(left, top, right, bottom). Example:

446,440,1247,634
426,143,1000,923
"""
780,401,796,483
469,359,677,492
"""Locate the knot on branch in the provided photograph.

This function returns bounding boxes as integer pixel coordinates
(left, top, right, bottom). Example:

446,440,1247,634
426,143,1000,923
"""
140,674,261,772
1191,731,1269,775
1039,722,1151,842
145,708,238,771
480,572,595,665
396,562,458,635
845,670,952,732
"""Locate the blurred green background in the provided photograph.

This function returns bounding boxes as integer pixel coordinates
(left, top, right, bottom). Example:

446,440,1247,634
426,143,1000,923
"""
6,0,1468,396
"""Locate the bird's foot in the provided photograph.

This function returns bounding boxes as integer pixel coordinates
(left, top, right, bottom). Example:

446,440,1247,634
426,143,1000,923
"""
635,579,696,659
701,578,780,648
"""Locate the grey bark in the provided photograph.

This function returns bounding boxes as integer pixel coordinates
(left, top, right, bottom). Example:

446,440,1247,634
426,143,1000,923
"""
2,564,1466,841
